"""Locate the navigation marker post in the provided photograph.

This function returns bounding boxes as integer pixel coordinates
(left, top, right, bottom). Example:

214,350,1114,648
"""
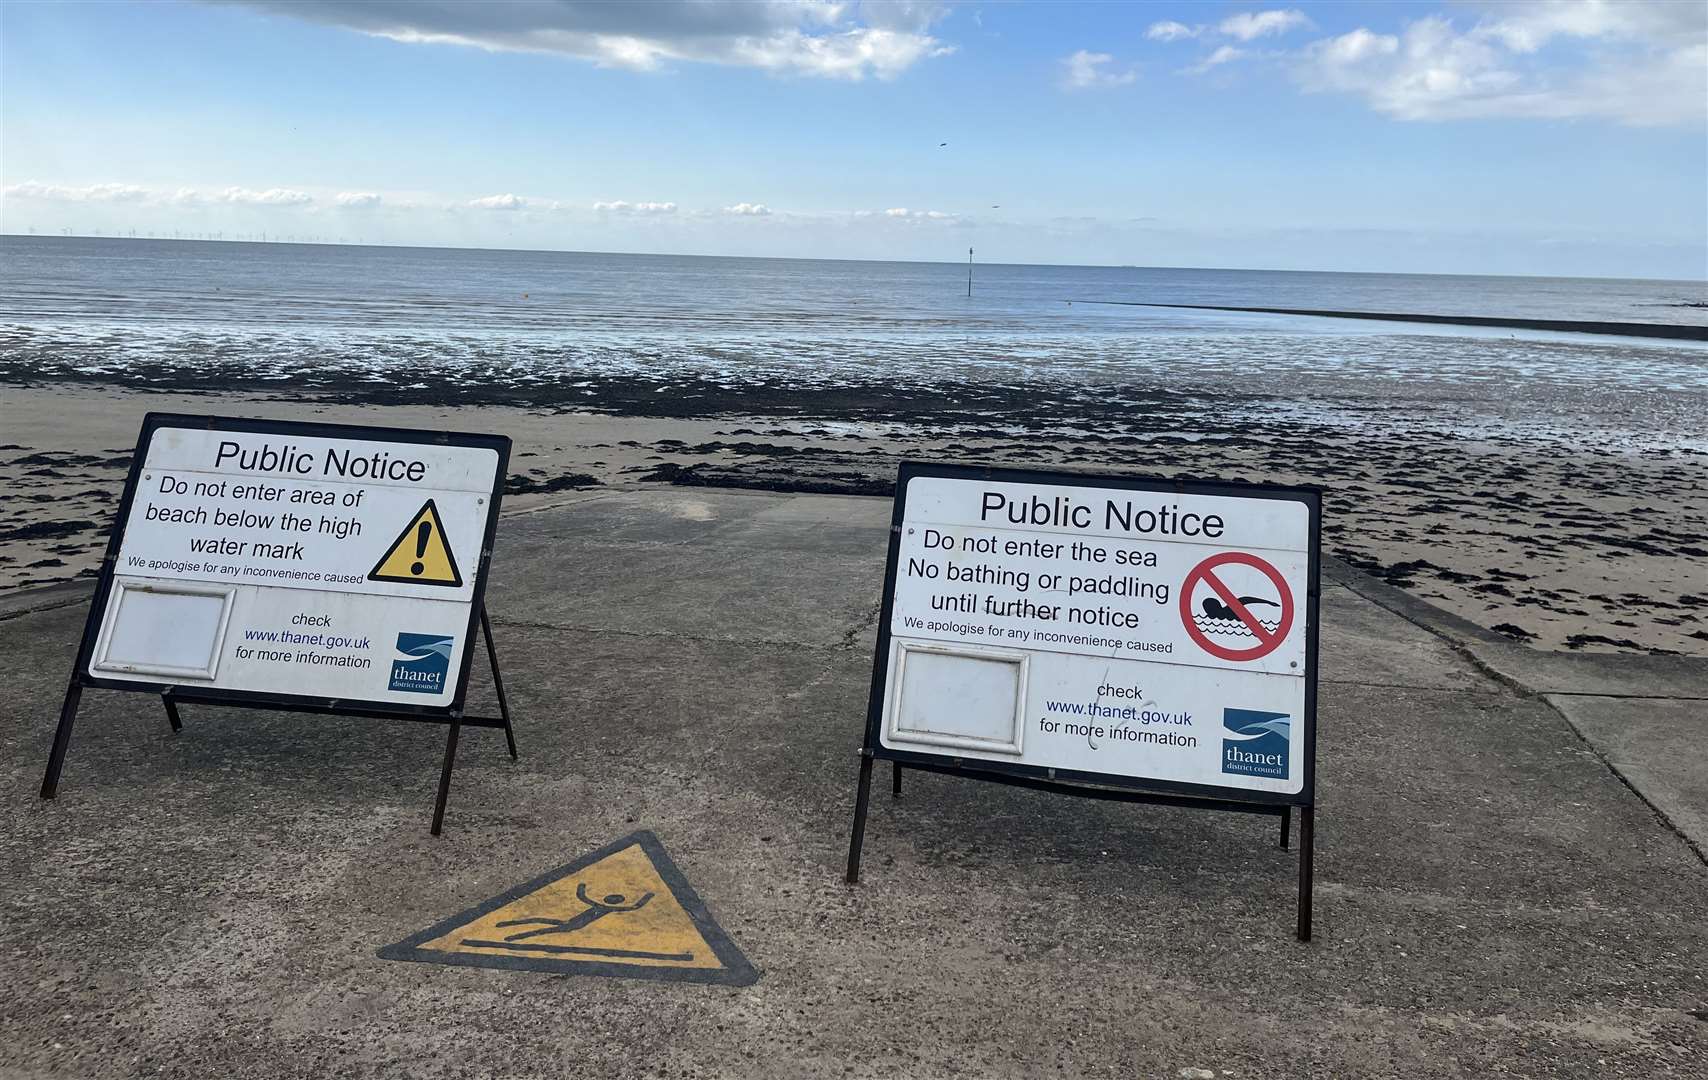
39,413,515,835
845,462,1322,940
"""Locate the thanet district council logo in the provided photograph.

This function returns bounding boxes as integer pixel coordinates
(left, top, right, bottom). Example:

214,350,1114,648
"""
1221,708,1290,780
390,633,454,694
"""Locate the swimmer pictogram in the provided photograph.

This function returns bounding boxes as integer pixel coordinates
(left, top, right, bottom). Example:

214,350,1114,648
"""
1180,552,1295,662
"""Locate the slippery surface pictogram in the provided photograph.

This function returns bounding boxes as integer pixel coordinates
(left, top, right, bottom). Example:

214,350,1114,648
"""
377,831,758,985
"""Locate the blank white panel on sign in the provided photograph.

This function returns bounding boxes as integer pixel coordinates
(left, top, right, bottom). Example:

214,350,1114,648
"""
94,580,234,680
887,641,1027,755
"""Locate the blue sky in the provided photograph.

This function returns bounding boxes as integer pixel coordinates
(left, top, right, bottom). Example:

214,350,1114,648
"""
3,1,1704,277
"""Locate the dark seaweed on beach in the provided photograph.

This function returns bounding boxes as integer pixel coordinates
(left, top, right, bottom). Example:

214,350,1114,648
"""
0,519,101,543
503,472,603,495
640,461,894,497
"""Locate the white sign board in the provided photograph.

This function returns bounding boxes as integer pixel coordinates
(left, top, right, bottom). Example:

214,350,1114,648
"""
869,465,1319,800
82,416,508,712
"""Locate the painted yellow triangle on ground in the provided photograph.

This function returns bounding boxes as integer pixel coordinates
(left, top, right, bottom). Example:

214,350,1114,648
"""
369,499,463,587
377,831,757,985
426,842,719,969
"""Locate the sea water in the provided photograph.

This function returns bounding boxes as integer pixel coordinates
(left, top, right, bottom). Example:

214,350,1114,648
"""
1,235,1703,449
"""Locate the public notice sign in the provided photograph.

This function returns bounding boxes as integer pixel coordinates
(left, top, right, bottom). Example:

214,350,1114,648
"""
79,414,508,713
866,462,1320,803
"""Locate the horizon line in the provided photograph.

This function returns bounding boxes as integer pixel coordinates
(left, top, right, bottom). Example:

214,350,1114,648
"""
1,232,1703,286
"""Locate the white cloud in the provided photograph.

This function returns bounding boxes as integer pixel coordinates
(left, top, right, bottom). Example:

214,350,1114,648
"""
2,182,323,207
2,181,151,203
726,27,955,80
467,193,526,210
1062,49,1136,90
2,182,325,207
1151,8,1310,71
0,184,953,226
226,0,954,81
83,182,152,202
1219,10,1313,42
1150,10,1311,46
1474,0,1704,53
1310,27,1398,68
593,200,678,214
867,207,957,222
1189,45,1249,74
1146,21,1197,42
1293,4,1707,126
219,187,314,205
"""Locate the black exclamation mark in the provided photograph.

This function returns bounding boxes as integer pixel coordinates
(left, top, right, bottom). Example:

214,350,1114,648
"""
411,520,431,576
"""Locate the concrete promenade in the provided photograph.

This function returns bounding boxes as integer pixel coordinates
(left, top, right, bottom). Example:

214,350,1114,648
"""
2,487,1704,1079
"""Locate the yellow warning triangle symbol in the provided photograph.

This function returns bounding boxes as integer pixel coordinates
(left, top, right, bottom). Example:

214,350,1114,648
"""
377,831,758,985
369,499,463,587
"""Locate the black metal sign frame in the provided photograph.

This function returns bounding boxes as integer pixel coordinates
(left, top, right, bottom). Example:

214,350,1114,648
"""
39,413,515,835
844,461,1322,940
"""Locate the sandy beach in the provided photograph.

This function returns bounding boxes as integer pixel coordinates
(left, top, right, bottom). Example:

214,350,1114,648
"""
3,381,1703,657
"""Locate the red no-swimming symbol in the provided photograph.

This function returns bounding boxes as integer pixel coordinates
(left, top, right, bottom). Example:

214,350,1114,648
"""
1179,551,1295,662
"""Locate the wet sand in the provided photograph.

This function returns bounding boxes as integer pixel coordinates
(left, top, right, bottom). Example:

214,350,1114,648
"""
1,383,1704,656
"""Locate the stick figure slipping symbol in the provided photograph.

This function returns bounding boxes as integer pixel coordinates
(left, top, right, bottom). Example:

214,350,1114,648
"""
495,883,655,942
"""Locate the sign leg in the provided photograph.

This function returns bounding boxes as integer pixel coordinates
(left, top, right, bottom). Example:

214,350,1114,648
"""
480,605,516,760
891,761,902,798
1278,805,1290,850
162,694,183,733
40,680,85,799
845,755,876,884
1296,805,1315,942
430,722,462,837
